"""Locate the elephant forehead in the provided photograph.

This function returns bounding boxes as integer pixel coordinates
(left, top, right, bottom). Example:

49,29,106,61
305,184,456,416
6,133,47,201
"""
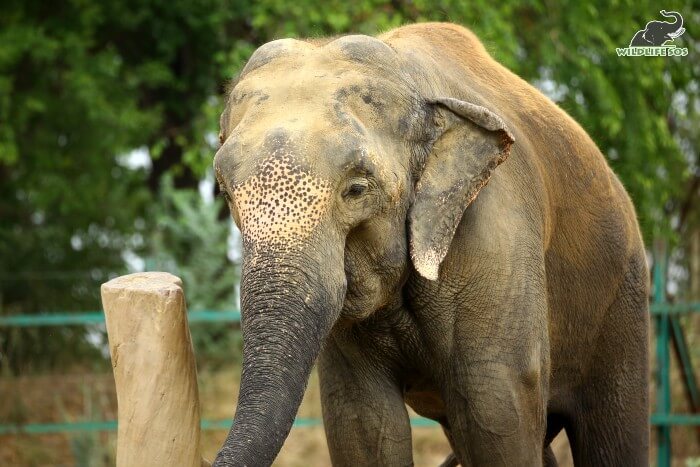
231,151,332,248
325,35,397,67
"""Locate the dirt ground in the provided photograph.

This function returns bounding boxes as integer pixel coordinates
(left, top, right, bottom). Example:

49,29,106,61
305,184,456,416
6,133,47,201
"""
0,367,697,466
197,369,456,466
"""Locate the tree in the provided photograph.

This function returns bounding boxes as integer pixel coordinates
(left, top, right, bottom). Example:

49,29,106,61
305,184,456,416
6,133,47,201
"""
1,0,697,372
0,0,243,371
0,0,155,371
148,176,241,369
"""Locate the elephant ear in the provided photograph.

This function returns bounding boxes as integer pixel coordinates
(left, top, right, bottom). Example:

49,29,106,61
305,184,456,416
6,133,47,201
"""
409,97,514,280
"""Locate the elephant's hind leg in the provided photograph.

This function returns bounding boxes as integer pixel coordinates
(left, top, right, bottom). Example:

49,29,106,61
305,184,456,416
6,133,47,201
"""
568,258,649,466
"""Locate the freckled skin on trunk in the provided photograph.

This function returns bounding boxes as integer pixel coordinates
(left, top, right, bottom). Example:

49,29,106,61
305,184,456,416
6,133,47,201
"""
213,116,347,465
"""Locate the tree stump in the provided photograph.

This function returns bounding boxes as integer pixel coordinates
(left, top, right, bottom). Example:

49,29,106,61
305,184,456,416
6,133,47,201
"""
101,272,210,467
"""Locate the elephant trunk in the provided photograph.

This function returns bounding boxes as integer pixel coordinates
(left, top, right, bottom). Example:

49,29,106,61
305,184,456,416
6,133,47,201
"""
660,10,682,27
660,10,684,36
213,249,345,467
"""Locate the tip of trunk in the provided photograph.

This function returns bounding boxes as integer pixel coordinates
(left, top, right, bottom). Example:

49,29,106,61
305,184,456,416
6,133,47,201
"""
213,295,337,466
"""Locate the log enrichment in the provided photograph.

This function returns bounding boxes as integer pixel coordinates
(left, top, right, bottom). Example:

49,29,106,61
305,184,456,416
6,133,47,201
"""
101,272,210,467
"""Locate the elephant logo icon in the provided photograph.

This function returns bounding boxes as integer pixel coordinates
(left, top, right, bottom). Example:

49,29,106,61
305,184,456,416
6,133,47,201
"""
616,10,688,56
629,10,685,47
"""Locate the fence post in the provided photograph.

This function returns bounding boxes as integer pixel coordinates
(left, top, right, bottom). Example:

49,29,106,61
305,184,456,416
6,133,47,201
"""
101,272,209,467
654,240,671,467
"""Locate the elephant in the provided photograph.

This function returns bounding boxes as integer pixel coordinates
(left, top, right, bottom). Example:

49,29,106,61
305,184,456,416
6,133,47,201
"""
630,10,685,47
212,22,649,466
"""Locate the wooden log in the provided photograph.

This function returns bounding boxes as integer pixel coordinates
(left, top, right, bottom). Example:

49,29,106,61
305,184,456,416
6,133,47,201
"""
101,272,210,467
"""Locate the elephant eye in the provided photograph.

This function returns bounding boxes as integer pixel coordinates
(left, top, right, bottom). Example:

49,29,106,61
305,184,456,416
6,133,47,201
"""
345,180,368,198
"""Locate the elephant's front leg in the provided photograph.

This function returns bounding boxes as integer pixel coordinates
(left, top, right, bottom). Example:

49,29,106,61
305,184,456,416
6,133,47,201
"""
445,333,548,466
318,339,413,467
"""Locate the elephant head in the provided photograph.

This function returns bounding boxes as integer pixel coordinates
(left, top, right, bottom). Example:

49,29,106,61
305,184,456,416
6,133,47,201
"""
630,10,685,47
211,35,513,466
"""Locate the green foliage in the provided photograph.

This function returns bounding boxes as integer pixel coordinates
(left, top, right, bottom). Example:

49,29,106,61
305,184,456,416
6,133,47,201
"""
1,0,698,370
148,176,241,368
149,176,238,310
0,0,241,371
498,1,698,242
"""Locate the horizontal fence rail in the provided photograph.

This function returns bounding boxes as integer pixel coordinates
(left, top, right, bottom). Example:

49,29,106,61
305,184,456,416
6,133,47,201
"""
3,413,698,436
0,310,241,327
0,417,440,435
1,301,697,328
651,302,700,314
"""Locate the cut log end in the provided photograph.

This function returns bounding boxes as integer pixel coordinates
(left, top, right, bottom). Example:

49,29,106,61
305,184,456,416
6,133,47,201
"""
101,271,183,294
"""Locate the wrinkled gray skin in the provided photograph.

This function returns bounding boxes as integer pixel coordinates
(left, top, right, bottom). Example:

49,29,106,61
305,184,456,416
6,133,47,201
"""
213,23,649,466
629,10,685,47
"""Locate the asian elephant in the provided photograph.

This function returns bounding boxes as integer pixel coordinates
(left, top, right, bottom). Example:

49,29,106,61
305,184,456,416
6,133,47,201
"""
212,23,649,466
629,10,685,47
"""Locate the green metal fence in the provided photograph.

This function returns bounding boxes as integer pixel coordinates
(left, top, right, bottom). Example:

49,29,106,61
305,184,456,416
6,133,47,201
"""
1,245,699,466
0,309,438,435
651,241,700,466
